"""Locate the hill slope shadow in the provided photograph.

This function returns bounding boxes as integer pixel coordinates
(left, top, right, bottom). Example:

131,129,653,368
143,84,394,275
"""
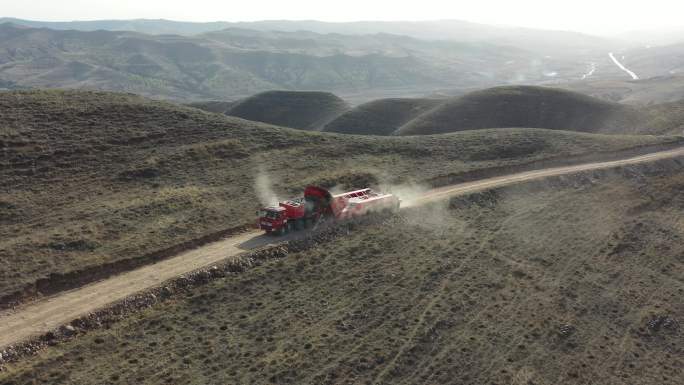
223,90,350,131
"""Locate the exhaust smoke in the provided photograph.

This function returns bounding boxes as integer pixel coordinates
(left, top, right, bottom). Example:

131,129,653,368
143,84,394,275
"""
254,165,281,207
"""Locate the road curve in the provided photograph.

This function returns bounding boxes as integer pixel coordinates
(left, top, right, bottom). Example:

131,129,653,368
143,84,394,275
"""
407,146,684,206
581,62,596,80
608,52,639,80
1,146,684,350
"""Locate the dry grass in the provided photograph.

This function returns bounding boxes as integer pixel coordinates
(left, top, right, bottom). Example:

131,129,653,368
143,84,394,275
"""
0,89,680,300
2,159,682,384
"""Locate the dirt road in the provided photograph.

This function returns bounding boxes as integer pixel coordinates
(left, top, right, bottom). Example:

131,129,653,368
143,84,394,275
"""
406,146,684,207
608,52,639,80
1,146,683,351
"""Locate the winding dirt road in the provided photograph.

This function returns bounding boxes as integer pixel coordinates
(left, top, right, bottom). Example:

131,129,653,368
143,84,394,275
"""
608,52,639,80
1,146,683,350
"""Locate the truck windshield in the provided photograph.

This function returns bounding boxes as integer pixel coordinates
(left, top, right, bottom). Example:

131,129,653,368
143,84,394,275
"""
260,210,280,219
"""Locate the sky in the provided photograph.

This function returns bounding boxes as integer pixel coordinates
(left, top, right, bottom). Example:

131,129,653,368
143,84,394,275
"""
2,0,684,35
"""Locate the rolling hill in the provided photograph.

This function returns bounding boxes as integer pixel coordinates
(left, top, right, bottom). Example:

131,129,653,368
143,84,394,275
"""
224,91,350,130
198,85,674,135
322,86,640,136
320,86,684,136
1,89,678,305
557,75,684,105
323,98,442,135
397,86,644,135
616,43,684,79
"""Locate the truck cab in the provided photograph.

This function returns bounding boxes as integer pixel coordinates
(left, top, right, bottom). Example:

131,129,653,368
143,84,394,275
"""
257,206,287,234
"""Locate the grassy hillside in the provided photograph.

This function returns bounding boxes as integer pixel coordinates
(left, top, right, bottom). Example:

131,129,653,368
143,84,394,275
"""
557,75,684,105
396,86,644,136
321,86,677,136
3,158,682,384
639,101,684,135
225,91,350,131
186,100,235,114
323,98,442,135
619,43,684,80
0,89,678,302
0,22,591,102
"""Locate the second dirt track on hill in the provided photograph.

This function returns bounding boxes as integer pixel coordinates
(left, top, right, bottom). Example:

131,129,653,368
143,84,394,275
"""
1,146,683,352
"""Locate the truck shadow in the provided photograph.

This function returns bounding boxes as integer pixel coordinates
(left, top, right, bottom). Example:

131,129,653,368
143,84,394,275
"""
237,230,310,250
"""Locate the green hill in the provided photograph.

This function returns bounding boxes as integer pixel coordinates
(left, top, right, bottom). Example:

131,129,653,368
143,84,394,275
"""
322,86,662,136
396,86,644,135
225,91,351,130
323,98,442,135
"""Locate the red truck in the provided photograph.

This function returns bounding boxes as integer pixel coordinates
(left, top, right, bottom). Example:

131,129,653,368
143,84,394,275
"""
257,186,400,235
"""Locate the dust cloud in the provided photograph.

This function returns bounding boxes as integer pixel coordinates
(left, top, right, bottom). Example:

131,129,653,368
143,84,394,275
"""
379,178,458,235
254,165,281,207
380,181,429,208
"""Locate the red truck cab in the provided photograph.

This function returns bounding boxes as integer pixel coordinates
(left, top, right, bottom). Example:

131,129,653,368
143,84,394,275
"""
257,206,287,234
258,197,312,234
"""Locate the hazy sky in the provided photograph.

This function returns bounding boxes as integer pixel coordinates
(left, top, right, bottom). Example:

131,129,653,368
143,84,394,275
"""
2,0,684,35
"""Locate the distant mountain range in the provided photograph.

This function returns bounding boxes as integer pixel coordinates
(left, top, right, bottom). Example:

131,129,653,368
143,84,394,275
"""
2,18,684,102
0,22,604,101
0,18,234,35
0,18,613,50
